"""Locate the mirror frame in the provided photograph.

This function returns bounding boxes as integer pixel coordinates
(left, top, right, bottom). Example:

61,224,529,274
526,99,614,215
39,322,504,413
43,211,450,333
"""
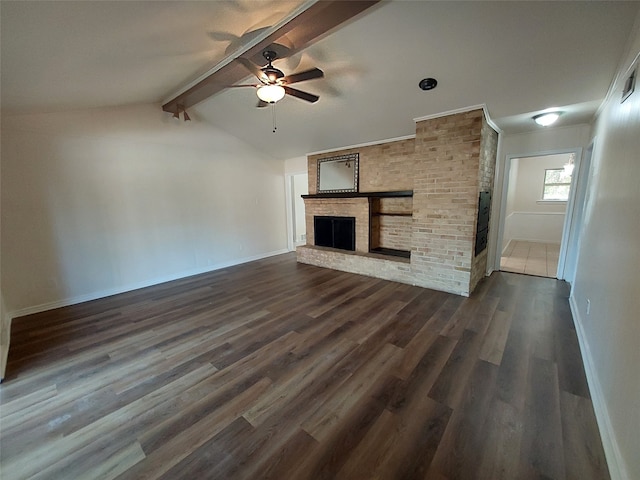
317,153,359,193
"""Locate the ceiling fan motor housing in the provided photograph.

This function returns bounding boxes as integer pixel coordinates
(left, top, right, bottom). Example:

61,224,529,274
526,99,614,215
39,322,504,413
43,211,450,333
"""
262,50,285,83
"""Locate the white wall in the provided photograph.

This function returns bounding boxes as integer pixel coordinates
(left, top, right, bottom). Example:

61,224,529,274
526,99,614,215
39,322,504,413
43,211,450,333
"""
503,154,570,247
1,104,288,318
284,156,307,175
570,17,640,480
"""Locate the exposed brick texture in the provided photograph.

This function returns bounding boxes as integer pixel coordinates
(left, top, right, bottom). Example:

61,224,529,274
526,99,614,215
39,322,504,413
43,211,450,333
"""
470,116,499,292
298,109,498,296
303,198,369,253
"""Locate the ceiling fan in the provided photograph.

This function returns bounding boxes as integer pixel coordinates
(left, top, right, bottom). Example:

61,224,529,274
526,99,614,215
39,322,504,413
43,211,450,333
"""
234,50,324,107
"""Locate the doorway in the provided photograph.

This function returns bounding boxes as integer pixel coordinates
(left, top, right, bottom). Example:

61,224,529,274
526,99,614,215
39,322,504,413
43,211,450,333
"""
285,172,308,251
499,152,579,279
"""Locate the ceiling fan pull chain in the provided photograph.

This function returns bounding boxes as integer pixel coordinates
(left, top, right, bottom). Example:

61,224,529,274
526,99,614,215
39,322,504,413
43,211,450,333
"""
272,103,277,133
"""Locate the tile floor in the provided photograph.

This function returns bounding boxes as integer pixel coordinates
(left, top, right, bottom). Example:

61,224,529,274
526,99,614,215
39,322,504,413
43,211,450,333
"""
500,240,560,278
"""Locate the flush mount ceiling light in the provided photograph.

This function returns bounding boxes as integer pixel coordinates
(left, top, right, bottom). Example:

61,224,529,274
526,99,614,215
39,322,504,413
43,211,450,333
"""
256,84,286,103
533,111,562,126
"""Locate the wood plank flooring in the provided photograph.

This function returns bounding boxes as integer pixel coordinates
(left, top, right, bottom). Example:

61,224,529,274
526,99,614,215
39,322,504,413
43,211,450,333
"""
0,253,609,479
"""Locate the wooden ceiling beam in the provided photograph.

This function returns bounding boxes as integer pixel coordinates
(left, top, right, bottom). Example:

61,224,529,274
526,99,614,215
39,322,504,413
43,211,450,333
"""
162,0,380,113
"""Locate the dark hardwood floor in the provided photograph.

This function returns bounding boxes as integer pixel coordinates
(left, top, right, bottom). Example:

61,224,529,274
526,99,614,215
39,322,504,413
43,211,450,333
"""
0,253,609,479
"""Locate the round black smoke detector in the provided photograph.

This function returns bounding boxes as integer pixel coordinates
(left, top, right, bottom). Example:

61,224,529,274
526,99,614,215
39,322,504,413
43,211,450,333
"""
419,78,438,91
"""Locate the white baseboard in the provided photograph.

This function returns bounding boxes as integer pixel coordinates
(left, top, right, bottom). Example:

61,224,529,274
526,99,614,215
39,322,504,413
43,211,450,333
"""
8,249,289,321
502,238,513,255
509,237,562,245
569,294,628,480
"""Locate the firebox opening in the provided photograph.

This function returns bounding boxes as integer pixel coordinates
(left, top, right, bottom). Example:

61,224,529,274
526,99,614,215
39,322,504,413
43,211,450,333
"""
314,216,356,251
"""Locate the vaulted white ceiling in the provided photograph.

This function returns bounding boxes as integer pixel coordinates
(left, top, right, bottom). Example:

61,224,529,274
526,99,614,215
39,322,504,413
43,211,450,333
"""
2,1,638,159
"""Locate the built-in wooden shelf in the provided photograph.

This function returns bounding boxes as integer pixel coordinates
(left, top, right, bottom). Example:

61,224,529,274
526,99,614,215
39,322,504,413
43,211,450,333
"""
302,190,413,199
370,247,411,259
372,212,413,217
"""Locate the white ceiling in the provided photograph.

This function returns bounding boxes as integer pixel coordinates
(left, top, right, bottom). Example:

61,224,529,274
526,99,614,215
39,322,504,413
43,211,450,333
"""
2,1,638,159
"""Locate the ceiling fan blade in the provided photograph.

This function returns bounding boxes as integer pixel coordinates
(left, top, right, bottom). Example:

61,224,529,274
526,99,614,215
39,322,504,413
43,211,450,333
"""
227,84,259,88
236,57,267,83
283,86,319,103
283,68,324,85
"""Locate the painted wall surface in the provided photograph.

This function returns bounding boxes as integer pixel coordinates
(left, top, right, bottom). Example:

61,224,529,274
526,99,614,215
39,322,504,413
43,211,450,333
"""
284,156,307,175
503,158,519,250
571,21,640,480
505,158,519,218
511,154,571,213
504,154,570,245
1,104,288,317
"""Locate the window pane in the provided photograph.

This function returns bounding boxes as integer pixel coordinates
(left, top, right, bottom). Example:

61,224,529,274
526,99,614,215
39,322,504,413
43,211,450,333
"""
544,169,572,184
543,168,572,200
543,184,570,200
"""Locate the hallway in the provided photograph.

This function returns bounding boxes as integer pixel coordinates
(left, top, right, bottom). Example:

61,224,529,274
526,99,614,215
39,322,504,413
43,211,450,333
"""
500,240,560,278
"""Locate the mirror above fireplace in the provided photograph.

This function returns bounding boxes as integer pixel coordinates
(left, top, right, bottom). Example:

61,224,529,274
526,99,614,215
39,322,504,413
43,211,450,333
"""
317,153,359,193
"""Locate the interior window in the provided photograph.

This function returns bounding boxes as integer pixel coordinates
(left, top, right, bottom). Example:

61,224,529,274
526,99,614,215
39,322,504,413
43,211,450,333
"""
542,168,572,200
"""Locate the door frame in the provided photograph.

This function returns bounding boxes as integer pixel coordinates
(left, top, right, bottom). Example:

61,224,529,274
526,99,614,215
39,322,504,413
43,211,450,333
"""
494,147,583,280
284,171,308,252
562,139,595,284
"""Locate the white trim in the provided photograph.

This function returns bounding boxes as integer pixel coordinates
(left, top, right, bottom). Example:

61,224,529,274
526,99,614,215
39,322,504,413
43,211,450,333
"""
488,131,506,273
285,171,308,252
285,173,295,252
556,148,583,279
308,105,502,158
507,236,562,245
508,211,566,216
306,134,416,156
414,104,486,122
569,295,629,480
8,249,288,320
494,147,582,280
501,239,513,255
413,103,503,134
563,138,596,285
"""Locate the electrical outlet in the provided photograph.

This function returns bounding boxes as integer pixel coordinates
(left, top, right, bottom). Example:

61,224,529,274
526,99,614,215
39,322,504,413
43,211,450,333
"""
586,299,591,315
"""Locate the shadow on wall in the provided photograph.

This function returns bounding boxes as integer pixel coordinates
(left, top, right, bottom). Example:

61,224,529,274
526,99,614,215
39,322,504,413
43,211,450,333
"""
1,104,288,337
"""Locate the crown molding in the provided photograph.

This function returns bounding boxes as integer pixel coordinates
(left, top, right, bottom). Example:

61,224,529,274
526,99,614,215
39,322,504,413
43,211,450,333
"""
414,104,503,134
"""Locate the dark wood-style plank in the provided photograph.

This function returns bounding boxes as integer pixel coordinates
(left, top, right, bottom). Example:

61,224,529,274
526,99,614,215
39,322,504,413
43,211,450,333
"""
0,253,610,480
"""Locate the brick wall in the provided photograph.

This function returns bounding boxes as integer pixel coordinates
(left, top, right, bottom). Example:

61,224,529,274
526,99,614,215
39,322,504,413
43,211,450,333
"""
373,197,413,251
298,108,498,296
470,116,499,291
303,198,369,253
308,139,416,194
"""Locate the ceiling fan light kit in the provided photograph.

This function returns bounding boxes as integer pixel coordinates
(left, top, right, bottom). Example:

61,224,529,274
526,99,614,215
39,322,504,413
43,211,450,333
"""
232,49,324,131
257,84,286,103
238,49,323,107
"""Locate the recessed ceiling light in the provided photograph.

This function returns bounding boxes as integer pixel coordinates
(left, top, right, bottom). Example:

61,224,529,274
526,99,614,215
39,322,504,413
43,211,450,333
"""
419,78,438,91
533,111,562,126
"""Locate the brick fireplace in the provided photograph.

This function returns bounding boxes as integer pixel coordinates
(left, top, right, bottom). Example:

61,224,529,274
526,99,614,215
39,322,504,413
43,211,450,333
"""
297,108,498,296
